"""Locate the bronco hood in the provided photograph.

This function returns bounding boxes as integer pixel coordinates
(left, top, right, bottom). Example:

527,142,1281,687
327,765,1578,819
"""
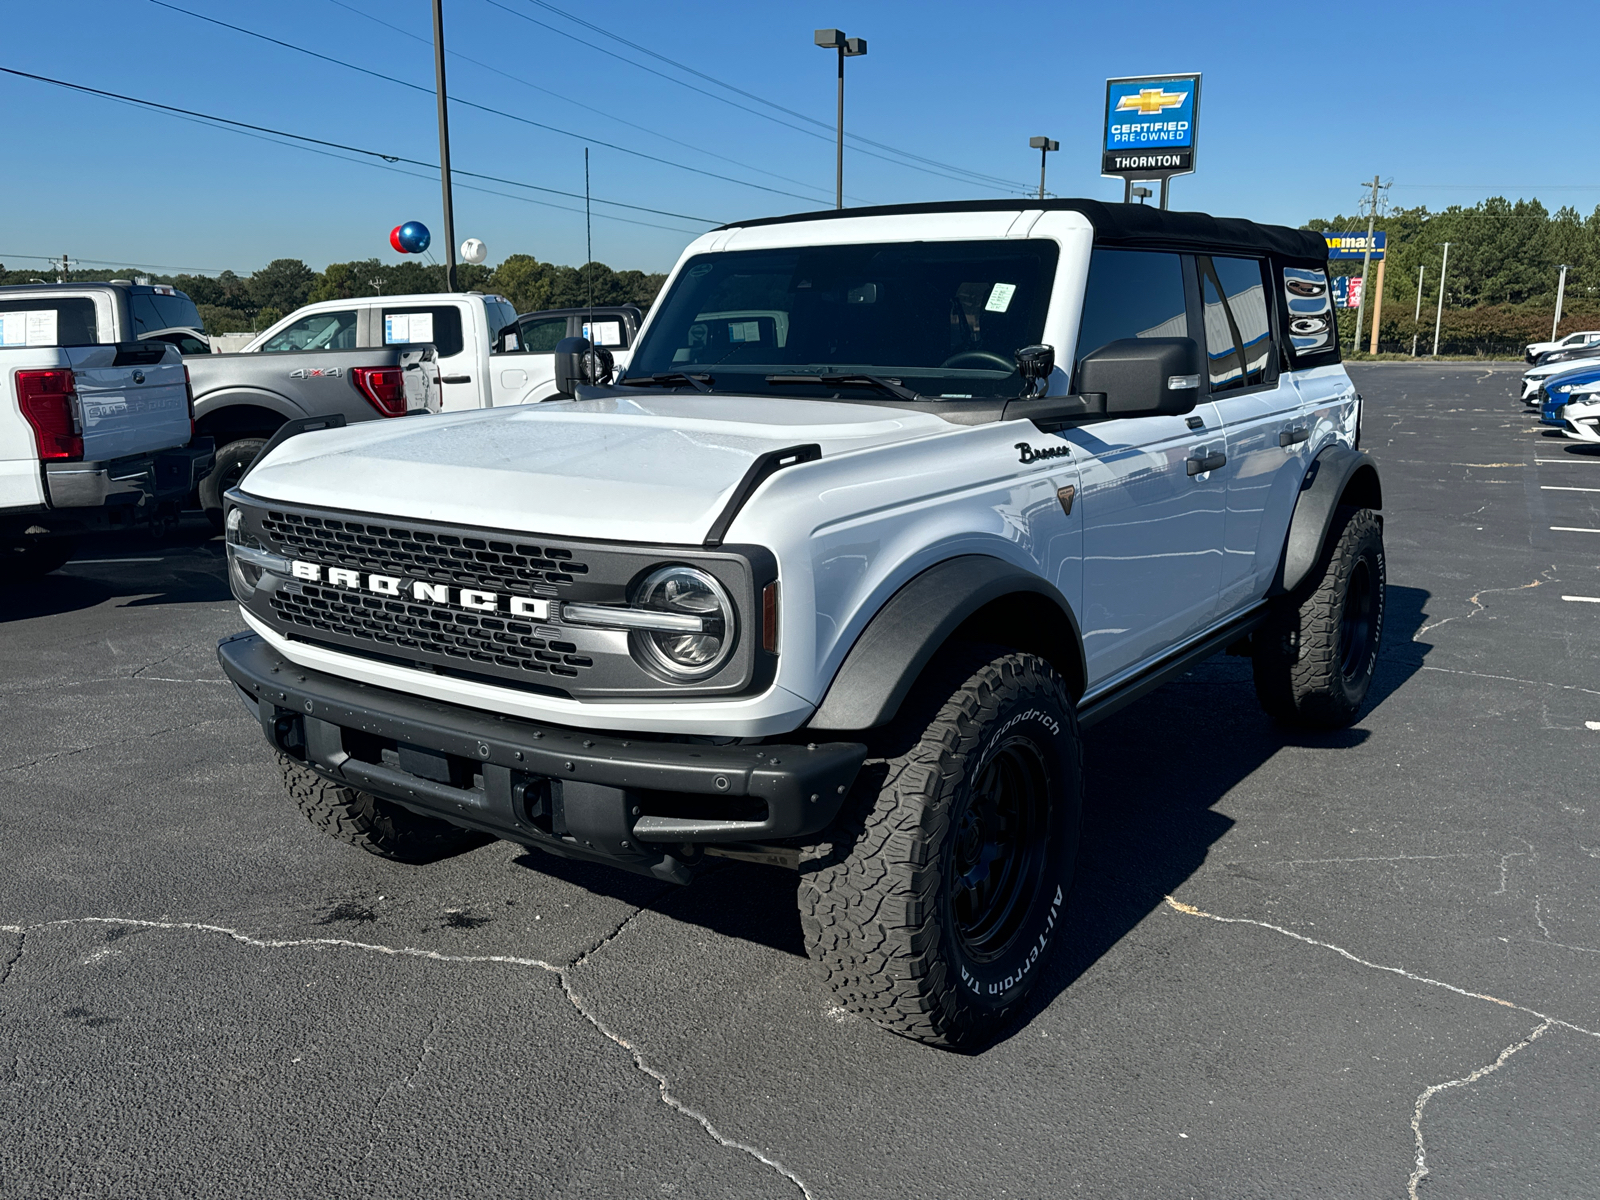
241,393,955,543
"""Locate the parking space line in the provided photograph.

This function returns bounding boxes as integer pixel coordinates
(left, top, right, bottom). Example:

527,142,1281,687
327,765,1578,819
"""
1535,459,1600,464
68,557,166,565
1550,527,1600,534
1563,596,1600,603
1542,486,1600,493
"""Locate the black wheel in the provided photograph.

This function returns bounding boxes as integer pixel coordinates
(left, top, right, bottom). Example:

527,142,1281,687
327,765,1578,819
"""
1252,506,1385,729
200,436,268,532
1,536,77,583
278,754,493,864
798,650,1083,1049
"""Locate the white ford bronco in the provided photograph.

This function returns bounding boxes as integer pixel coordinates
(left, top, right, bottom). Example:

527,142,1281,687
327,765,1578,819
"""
216,200,1381,1048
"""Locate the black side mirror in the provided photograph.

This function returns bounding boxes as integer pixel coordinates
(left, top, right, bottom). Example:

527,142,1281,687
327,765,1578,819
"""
1014,344,1054,397
553,336,616,396
1075,337,1202,417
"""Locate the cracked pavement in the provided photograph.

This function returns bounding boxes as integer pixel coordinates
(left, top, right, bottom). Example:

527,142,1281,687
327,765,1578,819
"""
2,364,1597,1196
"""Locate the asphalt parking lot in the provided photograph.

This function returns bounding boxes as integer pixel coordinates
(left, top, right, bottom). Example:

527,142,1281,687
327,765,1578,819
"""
2,362,1597,1199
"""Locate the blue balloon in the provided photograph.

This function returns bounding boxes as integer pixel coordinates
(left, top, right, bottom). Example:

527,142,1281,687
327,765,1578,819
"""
398,221,431,254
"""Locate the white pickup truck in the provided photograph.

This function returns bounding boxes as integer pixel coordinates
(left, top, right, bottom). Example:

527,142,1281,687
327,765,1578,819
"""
1,284,213,578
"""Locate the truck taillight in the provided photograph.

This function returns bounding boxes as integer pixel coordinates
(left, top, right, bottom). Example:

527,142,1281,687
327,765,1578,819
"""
352,366,408,417
17,369,83,461
183,364,196,441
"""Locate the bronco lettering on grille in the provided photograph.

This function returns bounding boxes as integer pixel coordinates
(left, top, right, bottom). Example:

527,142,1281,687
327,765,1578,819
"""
289,559,550,619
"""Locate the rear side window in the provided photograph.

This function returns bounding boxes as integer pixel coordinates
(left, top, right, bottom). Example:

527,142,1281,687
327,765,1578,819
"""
1198,256,1272,391
1074,249,1188,375
129,291,204,336
0,297,100,346
517,315,570,353
1281,266,1334,357
384,306,464,358
261,310,358,352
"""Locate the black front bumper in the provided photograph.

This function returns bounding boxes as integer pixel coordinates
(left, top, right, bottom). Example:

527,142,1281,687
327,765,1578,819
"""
217,632,865,884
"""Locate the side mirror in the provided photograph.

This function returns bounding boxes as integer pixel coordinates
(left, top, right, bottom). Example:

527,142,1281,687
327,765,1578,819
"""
553,336,616,396
1075,337,1202,417
1014,344,1054,397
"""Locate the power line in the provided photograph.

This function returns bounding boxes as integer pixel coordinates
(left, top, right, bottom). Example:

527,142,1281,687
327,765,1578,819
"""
516,0,1031,193
0,251,230,274
483,0,1027,194
0,66,720,227
146,0,833,207
322,0,848,202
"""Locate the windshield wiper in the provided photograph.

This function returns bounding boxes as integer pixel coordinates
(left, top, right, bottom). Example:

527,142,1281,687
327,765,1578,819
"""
615,372,714,393
765,373,922,402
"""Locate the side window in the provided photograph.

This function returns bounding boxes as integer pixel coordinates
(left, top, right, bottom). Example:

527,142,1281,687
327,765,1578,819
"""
260,310,358,352
517,316,570,353
1198,256,1272,391
1281,265,1334,358
1073,249,1188,381
383,306,464,358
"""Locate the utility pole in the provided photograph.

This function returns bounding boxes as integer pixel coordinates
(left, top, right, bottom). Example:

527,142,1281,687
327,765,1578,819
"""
1552,264,1569,342
1411,265,1425,357
1351,175,1382,356
431,0,458,292
1029,137,1058,200
814,29,867,209
57,253,68,283
1431,242,1450,358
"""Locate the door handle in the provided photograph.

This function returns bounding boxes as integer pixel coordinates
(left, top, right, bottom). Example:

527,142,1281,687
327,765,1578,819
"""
1279,427,1309,447
1186,451,1227,477
441,374,472,384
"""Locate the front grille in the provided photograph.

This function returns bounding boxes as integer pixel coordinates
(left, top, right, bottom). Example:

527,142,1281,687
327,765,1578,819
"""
270,583,595,678
260,509,589,595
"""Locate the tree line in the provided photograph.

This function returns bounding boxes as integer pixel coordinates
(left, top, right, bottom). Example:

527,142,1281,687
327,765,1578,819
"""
0,255,669,336
1306,197,1600,352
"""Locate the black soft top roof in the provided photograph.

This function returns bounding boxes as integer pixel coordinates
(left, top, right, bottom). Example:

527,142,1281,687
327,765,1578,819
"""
718,199,1327,263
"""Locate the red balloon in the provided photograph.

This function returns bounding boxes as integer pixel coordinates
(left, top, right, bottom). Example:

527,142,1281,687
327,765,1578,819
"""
389,225,407,253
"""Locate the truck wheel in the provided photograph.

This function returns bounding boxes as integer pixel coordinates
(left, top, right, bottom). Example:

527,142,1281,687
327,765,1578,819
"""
2,536,77,582
200,437,268,532
1252,506,1385,729
278,755,493,863
798,650,1082,1049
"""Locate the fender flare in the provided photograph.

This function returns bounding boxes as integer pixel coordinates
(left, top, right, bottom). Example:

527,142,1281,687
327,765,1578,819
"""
1276,445,1383,595
193,387,308,426
806,555,1086,732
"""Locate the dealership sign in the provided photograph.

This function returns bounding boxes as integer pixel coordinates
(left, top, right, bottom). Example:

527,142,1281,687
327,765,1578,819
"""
1325,232,1387,260
1102,74,1201,179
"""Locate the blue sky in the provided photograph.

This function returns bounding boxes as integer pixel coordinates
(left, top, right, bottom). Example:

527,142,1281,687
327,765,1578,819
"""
0,0,1593,278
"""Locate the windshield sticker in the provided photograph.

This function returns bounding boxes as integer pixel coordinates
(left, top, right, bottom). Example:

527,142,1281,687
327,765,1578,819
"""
0,309,58,347
985,283,1017,313
582,320,622,346
728,321,761,343
385,312,434,344
687,262,713,278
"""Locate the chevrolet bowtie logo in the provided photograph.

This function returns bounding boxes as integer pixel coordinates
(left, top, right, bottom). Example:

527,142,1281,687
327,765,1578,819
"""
1116,87,1186,116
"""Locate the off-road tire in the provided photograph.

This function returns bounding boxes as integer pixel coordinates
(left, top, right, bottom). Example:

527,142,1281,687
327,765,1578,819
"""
201,437,268,532
1,536,77,582
1253,505,1385,729
798,650,1083,1050
279,754,492,863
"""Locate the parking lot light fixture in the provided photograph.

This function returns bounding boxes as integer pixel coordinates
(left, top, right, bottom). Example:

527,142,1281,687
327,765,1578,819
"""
1028,137,1059,201
815,29,867,209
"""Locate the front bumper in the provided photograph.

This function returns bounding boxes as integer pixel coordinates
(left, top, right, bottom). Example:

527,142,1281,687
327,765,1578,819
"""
217,631,866,884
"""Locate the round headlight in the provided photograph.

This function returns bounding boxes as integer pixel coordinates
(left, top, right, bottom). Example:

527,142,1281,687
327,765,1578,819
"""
631,565,735,680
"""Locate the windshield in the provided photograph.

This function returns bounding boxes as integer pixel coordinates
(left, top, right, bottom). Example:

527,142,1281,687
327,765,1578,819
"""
626,239,1058,399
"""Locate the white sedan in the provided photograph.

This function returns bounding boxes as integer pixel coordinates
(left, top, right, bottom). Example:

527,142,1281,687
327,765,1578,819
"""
1558,387,1600,443
1525,330,1600,362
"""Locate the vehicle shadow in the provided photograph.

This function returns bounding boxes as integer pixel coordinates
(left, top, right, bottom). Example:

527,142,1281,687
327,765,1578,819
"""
0,522,228,622
510,586,1434,1041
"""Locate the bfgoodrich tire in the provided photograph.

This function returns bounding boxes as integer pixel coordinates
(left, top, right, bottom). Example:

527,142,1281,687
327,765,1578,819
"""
798,650,1083,1050
201,437,268,532
279,755,493,863
1253,505,1385,729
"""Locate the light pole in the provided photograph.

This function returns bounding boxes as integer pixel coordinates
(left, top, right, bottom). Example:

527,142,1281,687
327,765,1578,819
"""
1431,242,1450,358
1410,264,1425,357
1131,185,1153,205
1029,137,1058,201
1552,264,1569,342
432,0,458,292
814,29,866,210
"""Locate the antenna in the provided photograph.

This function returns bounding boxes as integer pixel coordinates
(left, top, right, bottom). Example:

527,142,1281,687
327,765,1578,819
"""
585,147,594,329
